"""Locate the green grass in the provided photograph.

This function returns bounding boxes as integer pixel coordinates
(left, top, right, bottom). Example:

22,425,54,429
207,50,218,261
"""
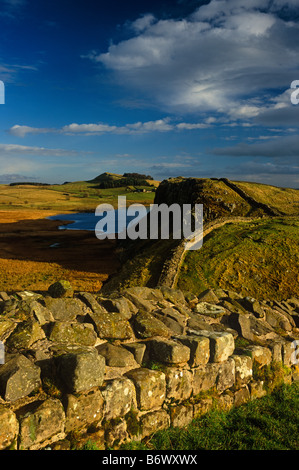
177,217,299,300
121,383,299,451
48,181,156,208
0,181,156,212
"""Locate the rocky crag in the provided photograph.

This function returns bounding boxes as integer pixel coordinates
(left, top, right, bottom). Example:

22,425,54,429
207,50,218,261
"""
0,280,298,450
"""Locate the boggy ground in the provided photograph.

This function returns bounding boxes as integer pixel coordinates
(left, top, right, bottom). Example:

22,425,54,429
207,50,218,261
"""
0,210,120,293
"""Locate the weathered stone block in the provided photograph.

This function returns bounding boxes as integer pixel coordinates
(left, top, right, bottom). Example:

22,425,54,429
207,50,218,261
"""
192,363,219,395
122,291,155,312
282,341,295,366
0,406,19,450
133,311,171,339
49,321,97,346
197,289,220,304
194,331,235,362
232,354,253,388
104,419,129,448
216,358,235,392
56,348,105,393
154,312,185,335
65,389,104,433
48,280,73,298
194,302,226,318
269,340,283,363
18,398,65,450
265,308,292,332
0,354,41,402
165,367,193,401
160,286,186,306
138,410,170,440
99,296,137,319
97,343,137,368
148,338,190,365
87,309,134,340
234,385,250,407
249,380,267,400
44,297,85,321
30,299,54,325
176,335,210,366
193,397,213,418
5,319,45,351
101,377,137,420
123,342,146,365
169,403,193,428
0,318,16,342
217,393,234,412
244,345,272,368
229,312,253,341
125,368,166,411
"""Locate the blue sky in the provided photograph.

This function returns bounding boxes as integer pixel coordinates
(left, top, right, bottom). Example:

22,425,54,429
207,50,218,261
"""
0,0,299,187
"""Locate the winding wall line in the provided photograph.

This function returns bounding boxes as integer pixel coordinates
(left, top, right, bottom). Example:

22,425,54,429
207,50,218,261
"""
157,216,261,289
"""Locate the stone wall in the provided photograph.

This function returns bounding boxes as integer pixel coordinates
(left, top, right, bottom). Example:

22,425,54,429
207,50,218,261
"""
157,216,258,289
0,281,298,450
219,178,283,217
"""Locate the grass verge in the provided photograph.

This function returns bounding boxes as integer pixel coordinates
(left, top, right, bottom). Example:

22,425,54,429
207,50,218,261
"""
120,383,299,451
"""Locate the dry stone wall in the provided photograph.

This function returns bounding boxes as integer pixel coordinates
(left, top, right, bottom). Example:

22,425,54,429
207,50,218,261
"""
0,281,298,450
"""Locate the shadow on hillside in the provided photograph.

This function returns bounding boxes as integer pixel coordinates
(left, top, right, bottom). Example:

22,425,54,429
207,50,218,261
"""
0,216,120,277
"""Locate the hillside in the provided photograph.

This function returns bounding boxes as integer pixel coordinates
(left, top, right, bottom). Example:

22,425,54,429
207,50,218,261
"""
0,175,158,213
88,172,157,190
102,177,299,301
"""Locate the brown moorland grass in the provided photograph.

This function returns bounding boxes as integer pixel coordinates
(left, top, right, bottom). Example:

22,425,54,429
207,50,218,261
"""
0,209,120,293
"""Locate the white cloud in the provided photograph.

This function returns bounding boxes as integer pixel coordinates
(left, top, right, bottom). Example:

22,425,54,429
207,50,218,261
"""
130,13,156,33
9,118,213,137
176,122,210,130
84,0,299,122
9,125,52,137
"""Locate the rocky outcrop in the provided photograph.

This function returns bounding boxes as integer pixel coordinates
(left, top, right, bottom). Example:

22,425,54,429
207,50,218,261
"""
0,282,298,450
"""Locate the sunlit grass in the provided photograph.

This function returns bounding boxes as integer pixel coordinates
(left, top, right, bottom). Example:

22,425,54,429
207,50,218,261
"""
177,218,299,300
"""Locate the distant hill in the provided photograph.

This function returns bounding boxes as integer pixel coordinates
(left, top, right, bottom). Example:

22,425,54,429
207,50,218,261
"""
88,172,156,189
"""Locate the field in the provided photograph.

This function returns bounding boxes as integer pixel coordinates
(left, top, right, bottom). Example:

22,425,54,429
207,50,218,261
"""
177,217,299,300
0,180,156,293
0,177,298,297
0,181,156,212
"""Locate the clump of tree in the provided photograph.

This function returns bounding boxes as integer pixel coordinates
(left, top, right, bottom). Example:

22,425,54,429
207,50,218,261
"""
97,173,153,189
9,182,50,186
123,173,153,180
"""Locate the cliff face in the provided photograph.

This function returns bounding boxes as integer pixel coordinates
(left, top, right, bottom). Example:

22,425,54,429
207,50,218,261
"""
153,177,261,221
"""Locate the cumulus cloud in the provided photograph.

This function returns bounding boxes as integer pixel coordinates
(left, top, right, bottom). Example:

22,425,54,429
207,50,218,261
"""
83,0,299,124
9,125,53,138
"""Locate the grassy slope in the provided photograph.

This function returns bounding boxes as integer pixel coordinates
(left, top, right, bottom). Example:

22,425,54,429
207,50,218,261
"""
235,181,299,216
177,217,299,300
0,181,156,212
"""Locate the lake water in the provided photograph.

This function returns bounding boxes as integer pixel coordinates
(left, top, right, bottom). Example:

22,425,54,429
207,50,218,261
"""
49,209,147,235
